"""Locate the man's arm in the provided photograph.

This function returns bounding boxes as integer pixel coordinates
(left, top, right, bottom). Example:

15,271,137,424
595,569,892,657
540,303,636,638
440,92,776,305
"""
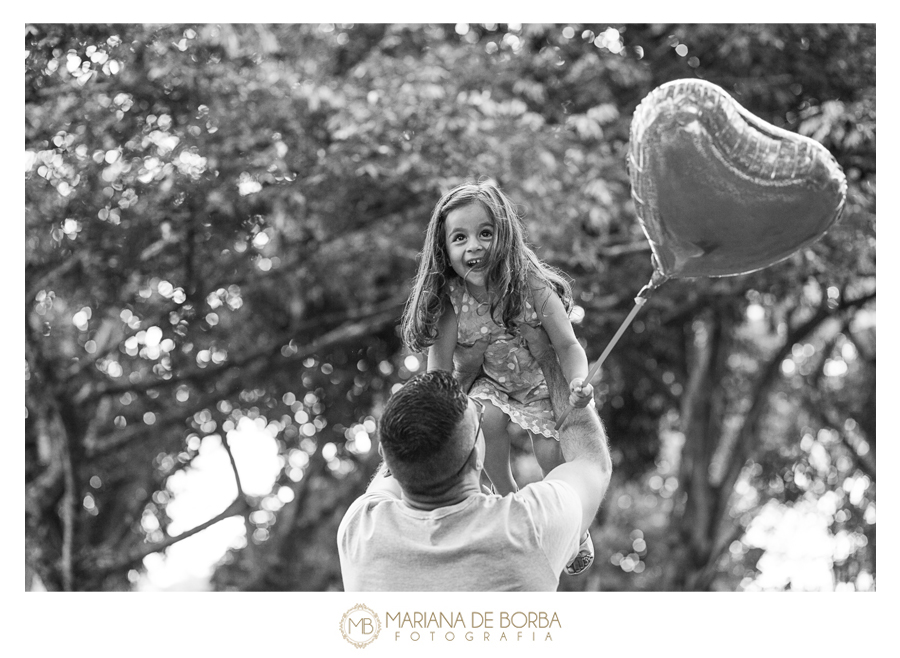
519,324,612,535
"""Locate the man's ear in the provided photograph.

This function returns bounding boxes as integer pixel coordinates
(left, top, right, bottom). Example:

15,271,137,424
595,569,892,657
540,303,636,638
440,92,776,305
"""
378,442,384,459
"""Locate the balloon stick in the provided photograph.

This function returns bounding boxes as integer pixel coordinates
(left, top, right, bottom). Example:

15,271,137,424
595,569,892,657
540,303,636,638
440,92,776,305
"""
554,272,666,431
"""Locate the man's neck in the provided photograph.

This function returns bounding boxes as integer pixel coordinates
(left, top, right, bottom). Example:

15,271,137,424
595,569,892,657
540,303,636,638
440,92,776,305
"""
401,474,484,511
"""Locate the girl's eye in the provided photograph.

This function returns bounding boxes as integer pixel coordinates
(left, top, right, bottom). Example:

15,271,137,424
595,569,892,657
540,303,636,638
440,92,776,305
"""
480,230,493,239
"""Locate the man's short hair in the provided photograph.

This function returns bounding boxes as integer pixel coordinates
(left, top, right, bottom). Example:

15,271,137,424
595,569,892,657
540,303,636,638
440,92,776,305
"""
379,370,473,494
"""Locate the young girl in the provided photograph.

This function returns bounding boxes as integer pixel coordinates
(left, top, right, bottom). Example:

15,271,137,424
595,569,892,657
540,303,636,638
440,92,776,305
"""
400,180,595,575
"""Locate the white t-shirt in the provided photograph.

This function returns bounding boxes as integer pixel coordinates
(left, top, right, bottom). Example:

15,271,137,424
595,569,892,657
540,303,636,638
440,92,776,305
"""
337,479,583,591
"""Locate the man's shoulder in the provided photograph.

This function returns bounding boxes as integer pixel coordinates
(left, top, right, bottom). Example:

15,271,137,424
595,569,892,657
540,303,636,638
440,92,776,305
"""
508,480,583,570
339,490,397,531
515,479,581,516
521,478,579,497
347,489,398,513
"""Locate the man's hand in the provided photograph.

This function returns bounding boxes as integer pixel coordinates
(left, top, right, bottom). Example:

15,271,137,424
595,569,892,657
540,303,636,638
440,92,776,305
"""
569,378,594,408
453,335,489,392
518,322,554,362
519,322,567,412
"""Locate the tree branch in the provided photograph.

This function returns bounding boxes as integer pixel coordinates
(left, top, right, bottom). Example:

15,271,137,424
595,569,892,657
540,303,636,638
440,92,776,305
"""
237,449,329,590
25,252,86,303
85,300,402,457
88,496,251,575
716,302,831,515
60,432,76,592
689,521,747,591
714,291,876,536
82,293,407,402
802,393,876,480
221,432,246,498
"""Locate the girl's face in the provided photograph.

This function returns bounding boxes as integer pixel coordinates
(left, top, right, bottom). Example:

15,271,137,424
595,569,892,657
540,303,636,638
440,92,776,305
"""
444,202,494,293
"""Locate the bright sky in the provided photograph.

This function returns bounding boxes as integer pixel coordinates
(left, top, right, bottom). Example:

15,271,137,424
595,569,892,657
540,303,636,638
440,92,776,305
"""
138,418,283,591
745,501,840,590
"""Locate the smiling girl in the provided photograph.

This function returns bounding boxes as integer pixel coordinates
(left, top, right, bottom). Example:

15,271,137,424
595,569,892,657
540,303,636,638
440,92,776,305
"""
400,180,595,575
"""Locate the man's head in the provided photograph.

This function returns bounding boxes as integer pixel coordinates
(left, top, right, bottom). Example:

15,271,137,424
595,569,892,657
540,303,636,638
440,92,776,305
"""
378,370,483,495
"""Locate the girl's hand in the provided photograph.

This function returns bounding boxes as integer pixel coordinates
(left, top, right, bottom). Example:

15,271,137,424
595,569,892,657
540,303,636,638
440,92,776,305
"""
569,378,594,408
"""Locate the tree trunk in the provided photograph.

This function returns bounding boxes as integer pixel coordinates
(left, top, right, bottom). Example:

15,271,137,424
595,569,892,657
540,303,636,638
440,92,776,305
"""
662,309,728,590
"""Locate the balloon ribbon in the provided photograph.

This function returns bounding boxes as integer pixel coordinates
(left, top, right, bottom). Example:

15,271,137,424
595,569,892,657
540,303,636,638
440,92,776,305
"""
554,272,666,431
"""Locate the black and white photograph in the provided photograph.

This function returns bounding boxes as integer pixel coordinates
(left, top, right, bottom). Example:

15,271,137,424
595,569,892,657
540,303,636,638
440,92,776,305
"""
22,16,885,655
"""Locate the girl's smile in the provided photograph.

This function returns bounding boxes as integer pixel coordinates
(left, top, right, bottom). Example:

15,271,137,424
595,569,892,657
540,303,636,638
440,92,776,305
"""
445,203,494,294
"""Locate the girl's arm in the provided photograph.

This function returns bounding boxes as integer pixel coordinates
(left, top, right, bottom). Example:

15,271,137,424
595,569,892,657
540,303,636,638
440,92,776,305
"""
427,303,458,372
530,281,593,407
427,303,486,393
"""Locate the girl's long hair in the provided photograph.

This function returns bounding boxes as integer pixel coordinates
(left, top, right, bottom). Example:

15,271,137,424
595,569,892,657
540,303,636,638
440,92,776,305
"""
401,180,573,353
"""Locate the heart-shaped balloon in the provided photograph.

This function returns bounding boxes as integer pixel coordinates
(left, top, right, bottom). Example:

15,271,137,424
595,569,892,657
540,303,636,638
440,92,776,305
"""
628,79,847,279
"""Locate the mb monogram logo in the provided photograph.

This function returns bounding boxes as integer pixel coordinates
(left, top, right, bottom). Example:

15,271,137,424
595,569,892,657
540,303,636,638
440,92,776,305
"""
339,604,382,648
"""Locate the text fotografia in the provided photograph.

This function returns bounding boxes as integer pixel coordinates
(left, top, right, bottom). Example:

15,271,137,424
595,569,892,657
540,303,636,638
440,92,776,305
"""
386,611,561,642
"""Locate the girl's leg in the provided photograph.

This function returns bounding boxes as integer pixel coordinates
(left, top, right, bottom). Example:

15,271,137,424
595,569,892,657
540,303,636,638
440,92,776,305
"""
530,432,564,476
480,400,518,495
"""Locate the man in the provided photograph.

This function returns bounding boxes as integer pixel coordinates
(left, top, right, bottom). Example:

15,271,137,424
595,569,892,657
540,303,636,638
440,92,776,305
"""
337,325,612,591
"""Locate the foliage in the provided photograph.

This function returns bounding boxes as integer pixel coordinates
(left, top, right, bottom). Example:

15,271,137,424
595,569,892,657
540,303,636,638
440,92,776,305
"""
25,23,875,591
